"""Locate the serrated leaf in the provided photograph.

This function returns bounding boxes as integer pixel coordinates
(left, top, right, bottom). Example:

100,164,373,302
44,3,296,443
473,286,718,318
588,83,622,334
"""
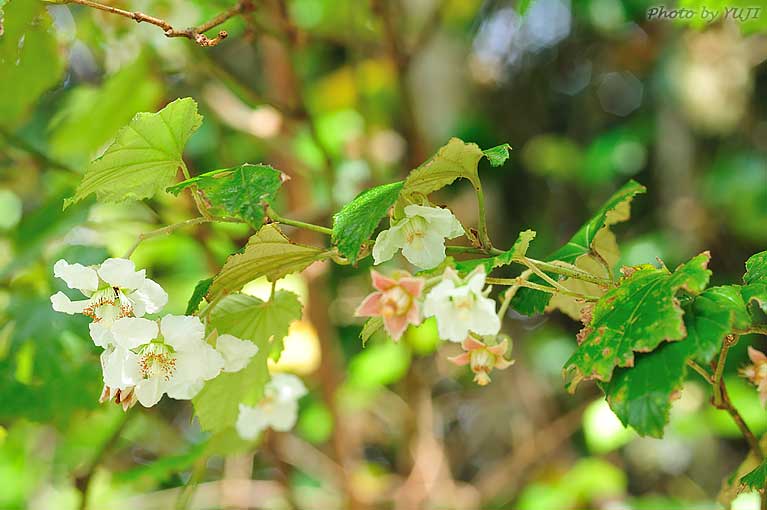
482,143,512,167
360,317,384,346
740,460,767,492
64,98,202,208
192,291,302,433
512,180,646,316
398,138,484,203
167,164,284,227
745,251,767,284
0,0,63,128
454,229,536,273
565,252,711,392
207,224,330,301
185,277,213,315
604,285,750,437
332,181,404,261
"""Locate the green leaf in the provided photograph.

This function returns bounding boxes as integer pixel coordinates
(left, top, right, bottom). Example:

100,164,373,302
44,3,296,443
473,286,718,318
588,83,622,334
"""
565,252,711,392
332,180,404,261
208,224,331,301
360,317,385,346
482,143,512,167
0,0,63,127
192,290,302,433
604,285,750,437
740,460,767,492
397,138,485,207
185,278,213,315
512,180,646,316
454,229,536,273
745,251,767,285
64,98,203,208
167,164,285,227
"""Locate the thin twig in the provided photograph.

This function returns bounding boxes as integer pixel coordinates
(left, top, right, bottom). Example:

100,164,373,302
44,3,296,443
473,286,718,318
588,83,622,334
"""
712,335,763,460
686,359,712,383
267,207,333,236
520,258,570,294
486,277,599,301
60,0,254,47
123,216,243,259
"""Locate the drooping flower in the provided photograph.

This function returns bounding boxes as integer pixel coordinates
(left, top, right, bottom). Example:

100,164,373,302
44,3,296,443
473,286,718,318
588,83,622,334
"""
739,346,767,406
448,336,514,386
372,204,464,269
355,270,425,340
236,373,307,440
50,258,168,347
423,267,500,342
100,315,255,408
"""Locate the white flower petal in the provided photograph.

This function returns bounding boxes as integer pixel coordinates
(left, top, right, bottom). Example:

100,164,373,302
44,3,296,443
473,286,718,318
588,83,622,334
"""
101,347,141,389
404,204,464,239
135,377,166,407
468,296,501,336
166,379,205,401
130,278,168,316
267,400,300,431
160,315,205,351
89,322,115,348
270,373,308,402
236,404,270,440
372,224,405,265
217,334,259,373
174,343,224,383
401,231,447,269
50,292,89,315
97,258,145,290
53,260,99,293
111,317,158,349
465,269,487,293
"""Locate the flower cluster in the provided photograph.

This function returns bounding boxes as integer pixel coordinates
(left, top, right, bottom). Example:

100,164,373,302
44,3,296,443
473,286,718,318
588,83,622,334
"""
51,258,257,409
361,204,514,384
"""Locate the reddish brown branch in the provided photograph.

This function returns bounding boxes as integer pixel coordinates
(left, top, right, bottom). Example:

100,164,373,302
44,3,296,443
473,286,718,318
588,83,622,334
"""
62,0,254,47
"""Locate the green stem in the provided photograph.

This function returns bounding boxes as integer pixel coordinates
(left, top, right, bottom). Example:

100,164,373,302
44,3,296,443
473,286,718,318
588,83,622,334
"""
486,277,599,301
525,258,613,286
686,360,712,384
496,270,531,320
267,207,333,236
473,179,492,250
180,162,212,219
520,258,571,295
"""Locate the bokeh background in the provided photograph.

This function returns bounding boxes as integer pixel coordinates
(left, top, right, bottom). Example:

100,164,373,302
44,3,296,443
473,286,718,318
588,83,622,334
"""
1,0,766,508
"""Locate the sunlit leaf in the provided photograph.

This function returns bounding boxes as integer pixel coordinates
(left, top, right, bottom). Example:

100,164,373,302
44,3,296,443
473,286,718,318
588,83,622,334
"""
192,290,302,433
64,98,202,208
208,224,330,301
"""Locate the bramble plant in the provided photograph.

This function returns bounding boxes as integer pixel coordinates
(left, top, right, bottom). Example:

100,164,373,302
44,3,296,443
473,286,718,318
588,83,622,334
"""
54,98,767,502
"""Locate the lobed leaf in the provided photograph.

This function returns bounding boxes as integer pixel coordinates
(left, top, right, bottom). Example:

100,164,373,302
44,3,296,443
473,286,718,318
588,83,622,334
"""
740,460,767,492
332,181,404,261
207,224,331,301
64,98,202,208
482,143,512,167
564,252,711,392
512,180,646,316
167,164,285,227
192,290,302,433
604,285,750,437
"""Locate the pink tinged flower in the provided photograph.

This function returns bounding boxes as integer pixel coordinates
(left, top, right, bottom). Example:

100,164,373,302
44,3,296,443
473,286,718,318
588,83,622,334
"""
448,336,514,386
355,270,425,341
740,346,767,407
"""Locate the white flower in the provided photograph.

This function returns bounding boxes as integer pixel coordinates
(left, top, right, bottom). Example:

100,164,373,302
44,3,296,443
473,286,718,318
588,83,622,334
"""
100,315,256,408
50,258,168,347
423,267,501,342
216,334,259,372
235,374,307,440
372,204,464,269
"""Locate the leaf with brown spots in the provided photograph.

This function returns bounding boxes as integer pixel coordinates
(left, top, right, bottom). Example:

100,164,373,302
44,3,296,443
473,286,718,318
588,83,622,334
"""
564,252,712,393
